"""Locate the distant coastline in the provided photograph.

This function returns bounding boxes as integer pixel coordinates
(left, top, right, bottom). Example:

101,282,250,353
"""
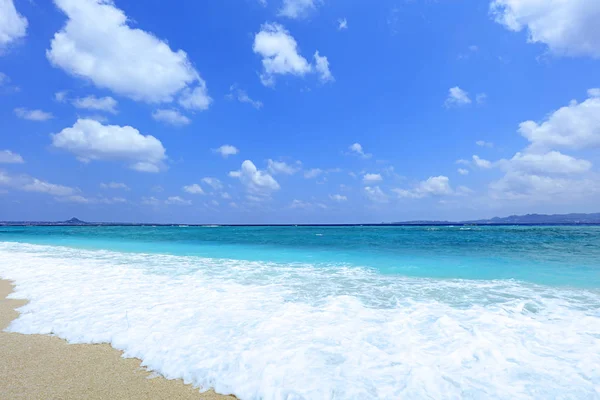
1,213,600,227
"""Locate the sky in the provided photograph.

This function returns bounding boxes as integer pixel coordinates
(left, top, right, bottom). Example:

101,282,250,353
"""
1,0,599,224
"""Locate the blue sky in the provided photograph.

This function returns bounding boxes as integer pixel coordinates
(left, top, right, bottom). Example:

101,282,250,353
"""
1,0,599,223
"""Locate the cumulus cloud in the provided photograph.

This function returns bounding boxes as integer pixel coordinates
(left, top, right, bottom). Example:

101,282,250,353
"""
165,196,192,206
458,168,469,175
489,171,600,202
213,145,239,158
183,184,205,195
394,176,454,199
152,109,191,127
100,182,129,190
253,23,311,86
304,168,323,179
278,0,317,19
499,151,592,175
14,107,54,121
227,85,263,109
364,186,388,203
47,0,211,108
56,195,126,204
51,119,166,172
290,199,327,210
363,173,383,184
0,0,28,50
0,149,24,164
253,23,332,86
267,159,301,175
490,0,600,58
201,177,223,190
229,160,280,195
141,196,160,206
329,194,347,202
473,155,493,169
338,18,348,31
476,140,494,148
444,86,471,107
0,170,81,198
314,51,334,83
518,90,600,150
72,95,118,113
348,142,372,158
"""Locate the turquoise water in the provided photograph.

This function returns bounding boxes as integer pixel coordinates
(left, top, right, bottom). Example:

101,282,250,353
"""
1,225,600,399
1,225,599,288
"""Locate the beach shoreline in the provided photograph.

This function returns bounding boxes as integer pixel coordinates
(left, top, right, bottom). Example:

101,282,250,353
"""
0,279,233,400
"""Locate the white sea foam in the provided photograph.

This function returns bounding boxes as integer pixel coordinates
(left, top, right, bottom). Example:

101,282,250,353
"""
1,242,599,399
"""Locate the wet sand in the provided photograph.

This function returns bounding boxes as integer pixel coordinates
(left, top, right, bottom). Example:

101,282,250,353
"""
0,279,234,400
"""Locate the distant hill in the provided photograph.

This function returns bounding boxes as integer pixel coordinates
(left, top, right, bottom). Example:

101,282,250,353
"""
463,213,600,225
397,213,600,225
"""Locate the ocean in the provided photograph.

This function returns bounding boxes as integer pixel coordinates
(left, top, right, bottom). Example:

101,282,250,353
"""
1,225,599,399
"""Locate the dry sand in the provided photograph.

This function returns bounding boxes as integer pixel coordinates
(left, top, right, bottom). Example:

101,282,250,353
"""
0,279,234,400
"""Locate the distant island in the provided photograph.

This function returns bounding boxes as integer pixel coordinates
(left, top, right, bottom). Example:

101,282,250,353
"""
1,213,600,226
396,213,600,225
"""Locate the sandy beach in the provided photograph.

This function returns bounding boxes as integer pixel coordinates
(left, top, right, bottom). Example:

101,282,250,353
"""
0,279,233,400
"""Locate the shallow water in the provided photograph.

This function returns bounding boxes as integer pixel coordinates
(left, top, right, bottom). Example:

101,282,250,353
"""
1,226,599,399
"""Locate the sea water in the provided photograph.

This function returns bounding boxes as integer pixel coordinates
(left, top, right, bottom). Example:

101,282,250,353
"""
0,225,599,399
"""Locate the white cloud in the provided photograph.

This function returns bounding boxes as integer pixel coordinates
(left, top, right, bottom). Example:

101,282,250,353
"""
489,171,600,201
57,195,126,204
458,168,469,175
476,140,494,148
290,199,327,210
444,86,471,107
476,93,488,104
279,0,317,19
314,51,334,83
178,85,212,111
100,182,129,190
0,170,79,197
490,0,600,58
0,0,28,50
152,109,191,127
227,85,263,109
456,159,470,165
348,142,372,158
499,151,592,175
72,95,118,113
47,0,211,108
267,159,301,175
183,184,205,195
329,194,347,202
304,168,323,179
338,18,348,31
213,144,239,158
201,177,223,190
165,196,192,206
55,90,68,102
141,196,160,206
0,72,7,85
473,155,493,169
22,178,77,196
252,23,332,86
364,186,388,203
0,150,24,164
253,23,312,86
394,176,454,199
363,173,383,184
229,160,280,195
51,119,166,172
14,107,54,121
518,90,600,149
